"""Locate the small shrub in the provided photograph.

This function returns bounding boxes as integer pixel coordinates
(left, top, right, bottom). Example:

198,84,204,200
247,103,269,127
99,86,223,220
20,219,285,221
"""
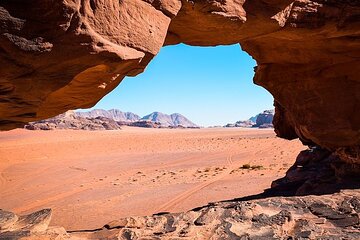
240,164,251,169
240,164,265,170
251,165,264,170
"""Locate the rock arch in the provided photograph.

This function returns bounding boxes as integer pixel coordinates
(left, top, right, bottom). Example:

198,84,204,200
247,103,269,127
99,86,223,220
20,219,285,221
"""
0,0,359,160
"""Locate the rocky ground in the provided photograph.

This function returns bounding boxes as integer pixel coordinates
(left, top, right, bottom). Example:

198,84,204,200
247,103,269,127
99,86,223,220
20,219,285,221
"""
2,190,360,239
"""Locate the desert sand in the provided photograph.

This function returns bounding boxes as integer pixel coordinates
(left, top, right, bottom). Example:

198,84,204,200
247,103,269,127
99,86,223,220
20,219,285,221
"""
0,127,305,230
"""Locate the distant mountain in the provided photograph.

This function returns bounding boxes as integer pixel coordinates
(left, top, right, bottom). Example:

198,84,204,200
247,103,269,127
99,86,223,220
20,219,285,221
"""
74,109,199,128
248,109,275,123
141,112,198,128
76,109,140,122
254,109,274,128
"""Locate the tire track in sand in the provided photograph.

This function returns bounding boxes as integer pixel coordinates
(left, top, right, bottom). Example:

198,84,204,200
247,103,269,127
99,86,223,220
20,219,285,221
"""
156,154,235,213
0,171,6,189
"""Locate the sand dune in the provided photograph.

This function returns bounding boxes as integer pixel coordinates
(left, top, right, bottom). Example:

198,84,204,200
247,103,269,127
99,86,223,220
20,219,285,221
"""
0,127,305,230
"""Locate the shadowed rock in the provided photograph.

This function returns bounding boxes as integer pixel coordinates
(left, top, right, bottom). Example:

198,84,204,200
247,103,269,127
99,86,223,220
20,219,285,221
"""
271,147,360,196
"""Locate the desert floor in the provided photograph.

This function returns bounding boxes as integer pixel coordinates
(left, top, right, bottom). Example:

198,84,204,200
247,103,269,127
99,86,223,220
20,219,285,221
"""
0,127,306,230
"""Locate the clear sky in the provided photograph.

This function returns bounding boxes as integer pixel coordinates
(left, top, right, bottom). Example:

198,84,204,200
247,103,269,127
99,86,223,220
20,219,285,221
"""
86,44,274,127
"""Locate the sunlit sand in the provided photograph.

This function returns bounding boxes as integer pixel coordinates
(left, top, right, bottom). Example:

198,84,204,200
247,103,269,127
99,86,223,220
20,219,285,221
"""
0,127,305,230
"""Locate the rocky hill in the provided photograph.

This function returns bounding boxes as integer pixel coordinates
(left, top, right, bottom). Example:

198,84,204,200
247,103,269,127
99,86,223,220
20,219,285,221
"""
254,109,274,128
24,111,121,130
141,112,198,128
225,110,274,128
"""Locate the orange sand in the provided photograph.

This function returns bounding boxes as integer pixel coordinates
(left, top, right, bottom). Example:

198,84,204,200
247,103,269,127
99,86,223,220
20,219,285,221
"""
0,127,306,230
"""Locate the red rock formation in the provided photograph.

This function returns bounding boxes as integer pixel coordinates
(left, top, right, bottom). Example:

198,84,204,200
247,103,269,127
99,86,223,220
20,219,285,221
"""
0,0,176,129
0,1,359,161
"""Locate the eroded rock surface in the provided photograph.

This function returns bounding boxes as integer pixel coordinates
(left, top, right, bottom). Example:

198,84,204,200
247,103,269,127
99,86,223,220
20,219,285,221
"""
1,1,359,162
0,208,68,239
2,191,360,239
0,0,176,130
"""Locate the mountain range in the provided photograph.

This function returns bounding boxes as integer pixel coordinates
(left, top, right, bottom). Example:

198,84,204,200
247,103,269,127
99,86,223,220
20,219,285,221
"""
25,108,273,130
76,109,141,122
75,109,199,128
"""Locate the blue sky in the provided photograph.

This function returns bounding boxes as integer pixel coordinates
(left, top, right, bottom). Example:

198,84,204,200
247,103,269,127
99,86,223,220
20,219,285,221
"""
87,44,274,127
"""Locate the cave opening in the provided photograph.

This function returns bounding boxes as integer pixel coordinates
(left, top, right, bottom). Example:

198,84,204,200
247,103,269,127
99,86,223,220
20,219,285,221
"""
84,43,274,127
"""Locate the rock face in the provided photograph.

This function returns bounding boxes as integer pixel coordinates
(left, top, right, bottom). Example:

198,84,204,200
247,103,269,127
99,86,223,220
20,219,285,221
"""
0,1,359,161
3,190,360,239
141,112,198,128
25,110,121,130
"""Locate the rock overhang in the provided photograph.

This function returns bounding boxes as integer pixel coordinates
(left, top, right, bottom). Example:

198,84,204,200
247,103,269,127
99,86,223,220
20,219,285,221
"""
0,0,359,160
